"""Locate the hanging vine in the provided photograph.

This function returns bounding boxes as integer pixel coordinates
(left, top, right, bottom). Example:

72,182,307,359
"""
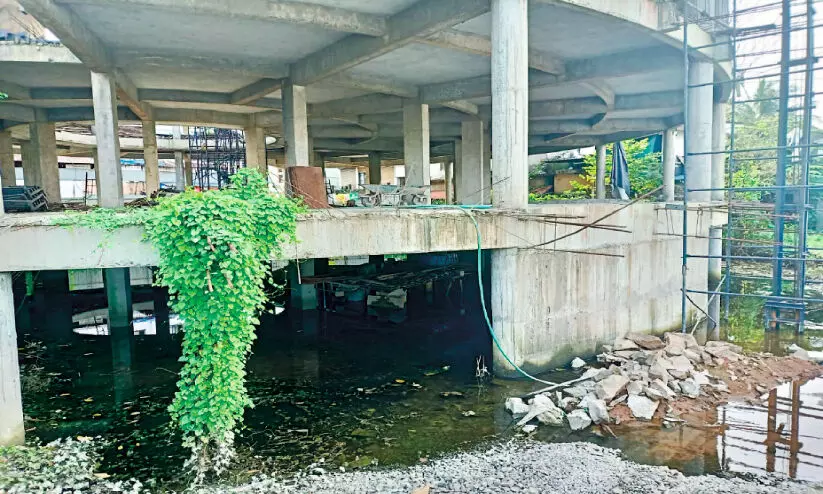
52,169,304,477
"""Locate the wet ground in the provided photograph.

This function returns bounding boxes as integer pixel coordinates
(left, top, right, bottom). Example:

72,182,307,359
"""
12,281,823,490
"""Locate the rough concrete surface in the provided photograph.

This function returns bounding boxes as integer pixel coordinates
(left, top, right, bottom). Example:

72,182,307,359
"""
203,442,817,493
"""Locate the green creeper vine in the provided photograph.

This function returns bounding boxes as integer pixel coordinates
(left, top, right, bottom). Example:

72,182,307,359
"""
51,169,304,477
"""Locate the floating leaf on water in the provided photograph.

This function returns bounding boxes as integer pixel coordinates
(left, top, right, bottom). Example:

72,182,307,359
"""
394,379,406,384
462,410,477,417
412,383,422,388
93,473,110,479
59,393,71,397
117,445,123,450
83,353,94,356
92,413,102,418
83,397,93,402
440,391,464,398
76,436,93,443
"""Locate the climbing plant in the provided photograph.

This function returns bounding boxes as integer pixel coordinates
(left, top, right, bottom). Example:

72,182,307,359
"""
52,169,304,478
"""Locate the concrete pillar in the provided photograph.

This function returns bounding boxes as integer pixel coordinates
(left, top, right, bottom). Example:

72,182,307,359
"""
104,267,133,366
153,286,171,341
289,260,317,311
457,120,485,204
142,120,159,196
21,142,35,187
184,153,193,187
32,270,71,343
491,248,520,376
28,122,61,203
0,130,14,187
402,98,430,194
91,72,123,208
686,60,714,202
491,0,528,209
283,82,309,166
245,126,268,175
0,186,24,446
707,226,722,340
595,144,606,199
483,128,492,204
662,128,676,202
173,127,185,190
711,102,726,202
368,152,382,185
444,161,453,204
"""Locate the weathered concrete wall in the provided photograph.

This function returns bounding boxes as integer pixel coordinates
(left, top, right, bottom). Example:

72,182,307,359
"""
0,203,724,272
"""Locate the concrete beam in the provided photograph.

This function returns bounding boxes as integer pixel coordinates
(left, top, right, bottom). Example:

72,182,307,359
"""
310,94,406,119
30,87,93,100
313,138,402,153
310,126,374,139
421,29,564,75
290,0,490,85
331,73,418,99
0,80,31,100
422,46,684,103
230,78,283,105
529,119,592,134
59,0,388,36
0,104,35,123
441,100,479,116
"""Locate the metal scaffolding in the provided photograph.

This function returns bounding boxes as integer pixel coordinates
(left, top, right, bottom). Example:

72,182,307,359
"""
681,0,820,333
187,127,247,190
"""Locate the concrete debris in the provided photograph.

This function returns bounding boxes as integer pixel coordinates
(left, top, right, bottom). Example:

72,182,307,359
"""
571,357,586,369
567,409,592,431
595,375,629,402
627,395,659,420
521,424,537,434
586,399,610,424
505,397,530,418
505,334,745,431
625,333,665,350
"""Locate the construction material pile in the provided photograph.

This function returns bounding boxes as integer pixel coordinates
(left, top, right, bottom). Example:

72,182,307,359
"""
505,332,741,432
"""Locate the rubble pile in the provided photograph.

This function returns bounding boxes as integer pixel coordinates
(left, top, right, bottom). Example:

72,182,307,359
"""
506,332,742,432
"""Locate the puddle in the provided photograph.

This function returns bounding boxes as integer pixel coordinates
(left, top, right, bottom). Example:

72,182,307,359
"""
13,288,823,489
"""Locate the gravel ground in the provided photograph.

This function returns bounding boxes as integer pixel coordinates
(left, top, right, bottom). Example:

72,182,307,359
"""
202,442,819,494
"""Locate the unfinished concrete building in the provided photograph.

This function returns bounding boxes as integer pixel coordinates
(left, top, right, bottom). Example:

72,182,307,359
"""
0,0,729,446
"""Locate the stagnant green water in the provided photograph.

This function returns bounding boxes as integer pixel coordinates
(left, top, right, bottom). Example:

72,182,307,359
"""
14,289,823,490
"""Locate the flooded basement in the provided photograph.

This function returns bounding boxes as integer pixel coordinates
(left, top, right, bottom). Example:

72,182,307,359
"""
11,283,823,490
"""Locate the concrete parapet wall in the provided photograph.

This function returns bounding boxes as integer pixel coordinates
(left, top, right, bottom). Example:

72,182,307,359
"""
0,203,724,272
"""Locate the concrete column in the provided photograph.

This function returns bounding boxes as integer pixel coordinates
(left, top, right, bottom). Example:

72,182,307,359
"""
173,127,184,190
245,126,268,175
444,161,453,204
491,248,520,376
153,286,170,342
403,99,430,194
104,267,133,366
711,102,726,202
453,140,462,198
184,153,193,187
368,152,382,185
0,186,24,445
142,120,159,196
662,128,676,202
483,128,492,204
283,82,309,166
595,144,606,199
686,60,714,202
91,72,123,208
491,0,528,209
457,120,485,204
28,122,61,203
0,130,14,187
707,226,722,340
21,142,35,186
289,260,317,311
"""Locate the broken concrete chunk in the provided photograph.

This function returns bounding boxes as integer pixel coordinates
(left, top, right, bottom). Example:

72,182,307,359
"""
668,380,682,394
645,387,667,401
505,397,530,418
664,332,699,350
649,362,670,383
517,394,565,427
627,381,644,396
625,333,665,350
649,379,675,400
613,338,640,351
705,340,742,353
587,399,610,424
690,370,711,386
594,374,629,402
522,424,537,434
665,345,684,357
571,357,586,369
668,368,689,380
679,378,700,398
669,355,693,372
683,348,702,364
563,386,591,399
567,409,592,431
627,395,659,420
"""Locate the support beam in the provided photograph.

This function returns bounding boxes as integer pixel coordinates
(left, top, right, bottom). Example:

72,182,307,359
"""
231,78,283,105
28,122,61,203
0,104,35,123
310,94,405,119
142,120,159,195
456,120,485,204
662,128,676,201
173,126,184,190
91,71,123,208
59,0,388,36
290,0,490,85
0,130,14,187
244,126,268,174
595,144,606,199
0,79,31,100
491,0,528,209
685,60,713,202
402,99,430,194
368,152,382,185
711,102,726,202
283,82,309,166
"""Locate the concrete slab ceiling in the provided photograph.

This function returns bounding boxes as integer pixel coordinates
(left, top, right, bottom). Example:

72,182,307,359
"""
1,0,720,151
